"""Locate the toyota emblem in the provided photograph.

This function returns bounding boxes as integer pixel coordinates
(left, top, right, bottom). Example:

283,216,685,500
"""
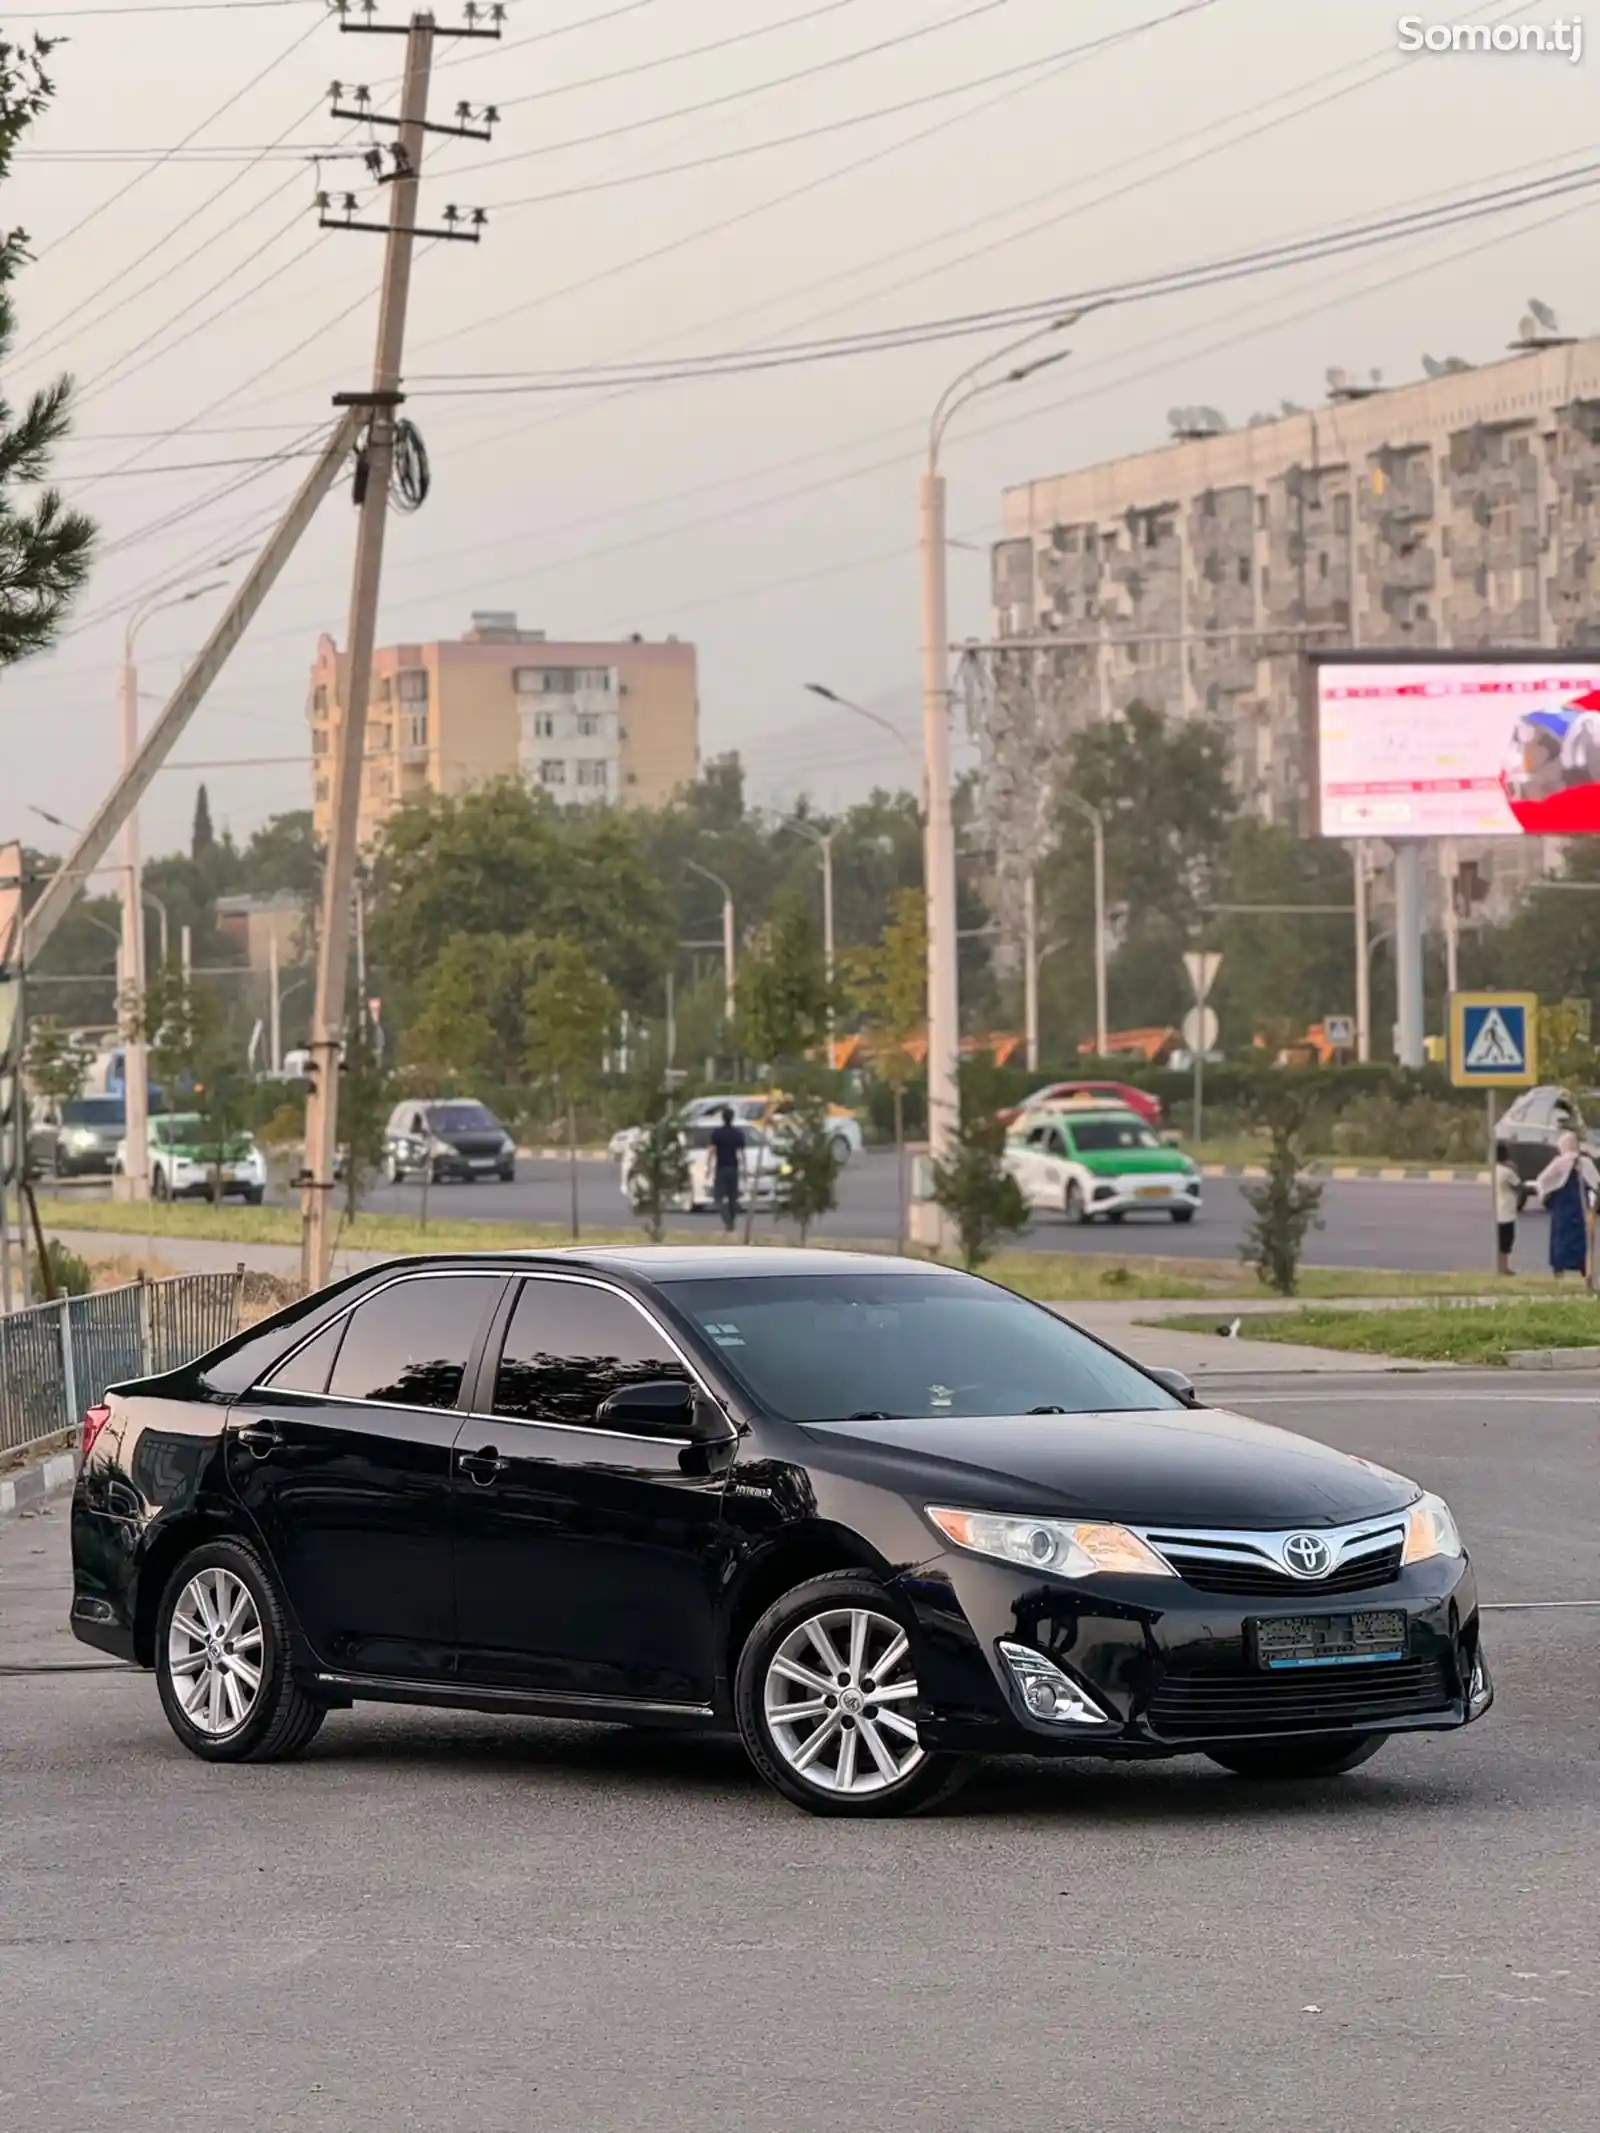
1281,1532,1333,1578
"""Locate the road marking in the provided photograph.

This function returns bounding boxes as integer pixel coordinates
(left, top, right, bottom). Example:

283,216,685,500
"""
1224,1392,1600,1405
1482,1600,1600,1611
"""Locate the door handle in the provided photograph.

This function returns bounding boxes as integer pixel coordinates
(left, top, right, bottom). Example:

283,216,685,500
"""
234,1421,283,1459
459,1446,506,1486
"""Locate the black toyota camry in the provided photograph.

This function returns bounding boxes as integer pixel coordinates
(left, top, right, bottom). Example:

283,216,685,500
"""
68,1248,1491,1816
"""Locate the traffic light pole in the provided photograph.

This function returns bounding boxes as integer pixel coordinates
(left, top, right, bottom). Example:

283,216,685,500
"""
299,16,433,1291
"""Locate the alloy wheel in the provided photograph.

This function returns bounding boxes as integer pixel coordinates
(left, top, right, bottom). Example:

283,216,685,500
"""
166,1566,265,1738
763,1606,924,1796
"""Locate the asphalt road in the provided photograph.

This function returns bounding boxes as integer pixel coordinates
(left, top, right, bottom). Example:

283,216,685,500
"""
346,1149,1521,1274
4,1372,1596,2133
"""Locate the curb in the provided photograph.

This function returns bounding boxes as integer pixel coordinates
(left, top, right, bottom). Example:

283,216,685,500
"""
1505,1345,1600,1370
0,1444,78,1521
1198,1163,1491,1184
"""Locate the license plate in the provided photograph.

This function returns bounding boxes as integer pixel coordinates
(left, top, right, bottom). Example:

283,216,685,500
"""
470,1157,497,1169
1135,1184,1170,1199
1250,1610,1407,1670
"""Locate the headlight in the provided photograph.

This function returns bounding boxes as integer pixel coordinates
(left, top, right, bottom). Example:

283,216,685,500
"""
63,1128,97,1150
499,1135,515,1155
1402,1491,1463,1565
429,1137,455,1156
927,1506,1175,1578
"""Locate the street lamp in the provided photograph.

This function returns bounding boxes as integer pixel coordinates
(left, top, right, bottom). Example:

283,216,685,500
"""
1055,791,1108,1060
118,570,229,1200
803,683,922,795
920,309,1100,1194
685,860,737,1028
779,817,837,1052
29,806,168,965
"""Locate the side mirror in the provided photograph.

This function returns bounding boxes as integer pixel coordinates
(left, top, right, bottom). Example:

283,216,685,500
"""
1147,1366,1199,1405
595,1379,696,1435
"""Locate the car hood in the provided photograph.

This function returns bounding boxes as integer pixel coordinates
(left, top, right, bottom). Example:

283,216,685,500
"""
801,1406,1416,1529
1076,1148,1190,1177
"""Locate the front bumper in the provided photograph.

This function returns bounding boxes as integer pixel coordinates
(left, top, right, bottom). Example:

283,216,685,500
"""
1089,1176,1202,1216
895,1549,1488,1757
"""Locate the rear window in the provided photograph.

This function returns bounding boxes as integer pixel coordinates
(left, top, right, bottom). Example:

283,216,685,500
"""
427,1102,501,1134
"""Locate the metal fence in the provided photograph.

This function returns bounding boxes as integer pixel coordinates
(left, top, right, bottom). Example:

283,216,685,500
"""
0,1270,243,1461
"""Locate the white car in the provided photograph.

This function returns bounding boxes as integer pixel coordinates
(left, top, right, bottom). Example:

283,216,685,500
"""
620,1122,785,1214
611,1094,862,1166
1004,1106,1202,1225
116,1113,268,1205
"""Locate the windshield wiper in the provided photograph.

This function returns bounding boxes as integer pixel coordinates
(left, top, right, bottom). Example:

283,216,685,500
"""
844,1410,901,1421
1027,1404,1068,1414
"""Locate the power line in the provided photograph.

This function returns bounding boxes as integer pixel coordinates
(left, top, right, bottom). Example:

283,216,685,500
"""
14,3,315,14
498,0,868,109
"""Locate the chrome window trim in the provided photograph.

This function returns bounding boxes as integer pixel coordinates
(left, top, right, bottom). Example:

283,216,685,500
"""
254,1267,507,1408
466,1271,731,1448
1131,1509,1414,1582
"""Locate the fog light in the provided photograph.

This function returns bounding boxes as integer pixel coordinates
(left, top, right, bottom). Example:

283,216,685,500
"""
998,1640,1113,1727
1468,1651,1493,1717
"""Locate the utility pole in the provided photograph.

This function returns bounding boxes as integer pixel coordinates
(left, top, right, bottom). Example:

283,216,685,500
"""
301,3,499,1291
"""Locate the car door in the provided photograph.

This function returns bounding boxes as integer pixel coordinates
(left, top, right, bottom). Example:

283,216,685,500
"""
451,1275,731,1707
225,1270,505,1678
1503,1089,1556,1182
1008,1121,1049,1204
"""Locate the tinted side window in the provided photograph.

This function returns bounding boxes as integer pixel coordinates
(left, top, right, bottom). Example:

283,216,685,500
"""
492,1280,689,1430
328,1276,499,1410
262,1317,347,1396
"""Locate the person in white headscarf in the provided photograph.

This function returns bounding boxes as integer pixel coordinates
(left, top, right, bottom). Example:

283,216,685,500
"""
1534,1129,1600,1278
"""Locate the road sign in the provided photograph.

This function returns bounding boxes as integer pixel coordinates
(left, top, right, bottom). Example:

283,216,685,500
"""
1181,1005,1219,1054
1449,990,1538,1088
1183,951,1222,1002
1325,1014,1355,1048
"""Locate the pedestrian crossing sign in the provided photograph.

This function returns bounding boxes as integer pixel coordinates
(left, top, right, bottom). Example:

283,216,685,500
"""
1449,991,1538,1088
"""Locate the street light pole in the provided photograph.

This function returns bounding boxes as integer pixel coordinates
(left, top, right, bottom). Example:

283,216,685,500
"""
780,819,837,1057
686,861,737,1028
1022,869,1040,1072
803,683,922,799
1056,789,1107,1058
921,314,1093,1201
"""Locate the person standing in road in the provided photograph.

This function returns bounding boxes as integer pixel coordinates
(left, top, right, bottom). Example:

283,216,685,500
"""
1534,1129,1600,1280
708,1105,746,1234
1493,1140,1523,1277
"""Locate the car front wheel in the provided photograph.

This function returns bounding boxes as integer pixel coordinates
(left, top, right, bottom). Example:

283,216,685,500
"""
735,1571,969,1818
152,1167,170,1202
1171,1206,1195,1224
155,1538,325,1764
828,1132,853,1164
1206,1734,1386,1781
1063,1181,1086,1224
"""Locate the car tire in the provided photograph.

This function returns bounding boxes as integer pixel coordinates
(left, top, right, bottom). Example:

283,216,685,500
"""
243,1187,265,1206
152,1167,170,1203
154,1537,326,1765
734,1570,971,1819
828,1132,853,1165
497,1166,514,1183
1106,1209,1125,1225
1063,1182,1086,1225
1205,1734,1386,1782
430,1162,446,1186
386,1155,405,1184
1170,1207,1195,1224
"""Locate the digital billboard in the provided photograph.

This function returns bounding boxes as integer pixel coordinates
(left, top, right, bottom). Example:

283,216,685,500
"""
1313,655,1600,837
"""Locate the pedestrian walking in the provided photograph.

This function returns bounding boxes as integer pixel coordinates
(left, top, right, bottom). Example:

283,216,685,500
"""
708,1105,746,1234
1493,1140,1523,1277
1534,1128,1600,1280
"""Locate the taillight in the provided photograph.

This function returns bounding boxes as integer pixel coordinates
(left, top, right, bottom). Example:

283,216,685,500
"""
82,1405,113,1459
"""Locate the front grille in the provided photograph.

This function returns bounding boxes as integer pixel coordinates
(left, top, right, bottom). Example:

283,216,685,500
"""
1165,1543,1405,1597
1149,1656,1452,1740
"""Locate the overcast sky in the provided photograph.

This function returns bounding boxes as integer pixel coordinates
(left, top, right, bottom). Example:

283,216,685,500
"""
3,0,1595,859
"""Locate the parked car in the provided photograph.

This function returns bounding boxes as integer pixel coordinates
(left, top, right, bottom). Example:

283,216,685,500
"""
384,1100,516,1184
114,1113,267,1204
611,1094,862,1167
620,1122,785,1213
29,1094,126,1177
68,1246,1490,1815
1496,1085,1600,1185
998,1079,1165,1131
1005,1105,1202,1224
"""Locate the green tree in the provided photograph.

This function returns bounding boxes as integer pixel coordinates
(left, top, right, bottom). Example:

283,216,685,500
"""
735,894,833,1070
339,1006,394,1222
626,1089,691,1243
1239,1081,1325,1296
773,1094,843,1246
135,965,249,1203
191,783,215,860
527,938,617,1238
1210,819,1358,1050
1,36,95,669
929,1104,1030,1271
844,887,926,1249
25,1016,86,1106
403,930,538,1093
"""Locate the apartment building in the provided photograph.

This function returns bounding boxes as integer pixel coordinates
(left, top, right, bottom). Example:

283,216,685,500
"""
309,612,699,847
982,335,1600,948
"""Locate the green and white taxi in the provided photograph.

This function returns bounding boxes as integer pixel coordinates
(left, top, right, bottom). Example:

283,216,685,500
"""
1004,1104,1202,1225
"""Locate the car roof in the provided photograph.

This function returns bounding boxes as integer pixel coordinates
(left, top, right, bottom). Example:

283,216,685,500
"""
348,1245,945,1285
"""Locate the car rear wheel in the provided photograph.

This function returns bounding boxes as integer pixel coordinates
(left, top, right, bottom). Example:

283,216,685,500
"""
1063,1181,1086,1225
152,1167,170,1202
735,1571,970,1818
828,1132,853,1164
155,1538,325,1764
1206,1734,1386,1781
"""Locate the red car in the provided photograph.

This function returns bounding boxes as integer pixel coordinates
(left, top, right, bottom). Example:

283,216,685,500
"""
997,1080,1165,1131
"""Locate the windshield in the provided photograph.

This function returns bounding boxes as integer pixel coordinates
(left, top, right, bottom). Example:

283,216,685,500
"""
663,1272,1176,1421
427,1102,501,1133
1069,1118,1160,1152
156,1116,252,1150
63,1099,124,1125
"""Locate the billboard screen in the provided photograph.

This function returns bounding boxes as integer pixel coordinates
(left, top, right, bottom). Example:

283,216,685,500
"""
1314,655,1600,837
